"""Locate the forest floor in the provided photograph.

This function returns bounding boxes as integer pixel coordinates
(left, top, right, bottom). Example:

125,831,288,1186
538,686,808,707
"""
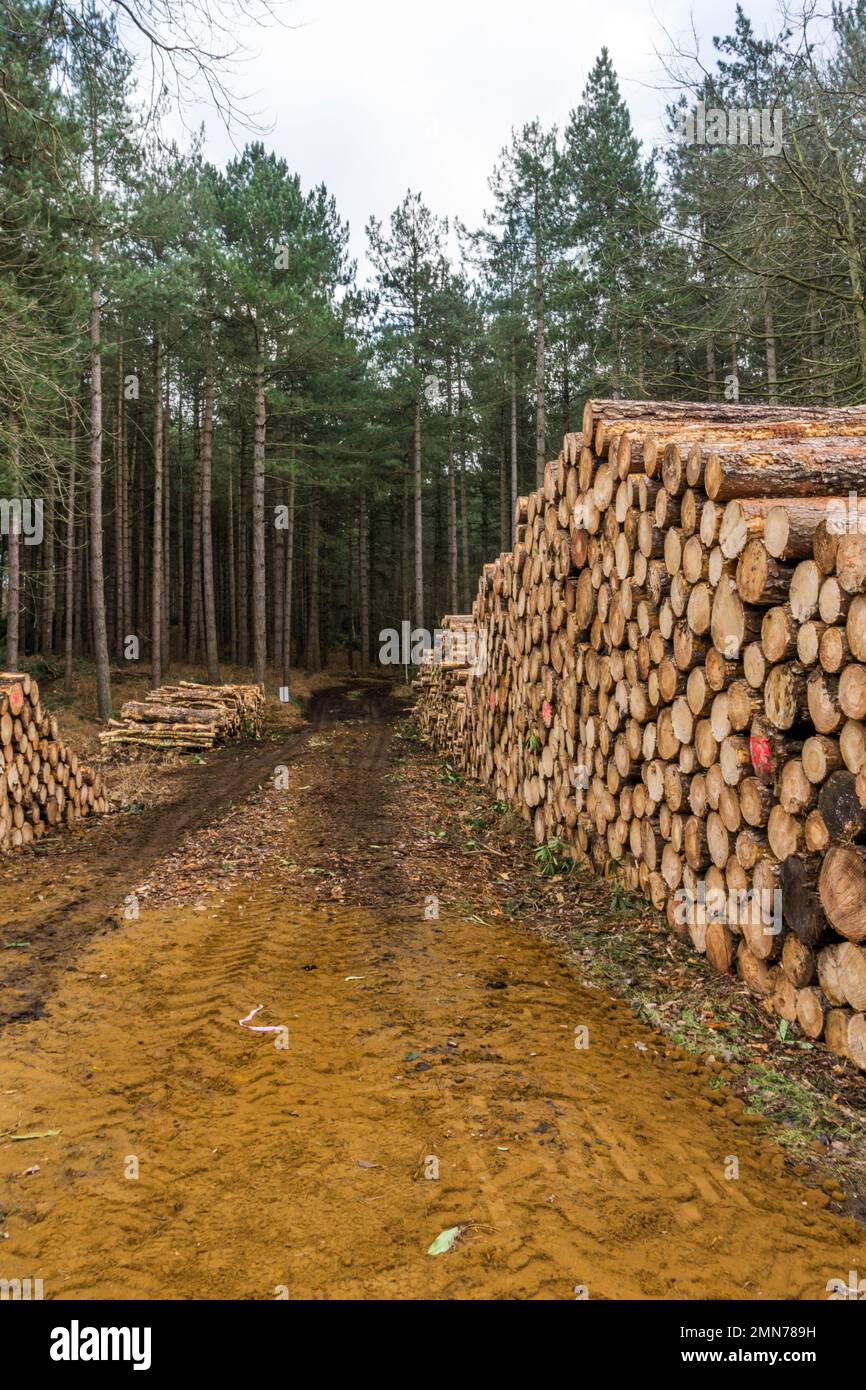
0,674,864,1299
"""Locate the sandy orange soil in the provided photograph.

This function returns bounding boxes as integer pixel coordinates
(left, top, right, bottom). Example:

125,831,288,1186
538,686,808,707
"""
0,684,862,1298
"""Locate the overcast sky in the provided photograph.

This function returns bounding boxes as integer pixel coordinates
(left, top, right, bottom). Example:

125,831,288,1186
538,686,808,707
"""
170,0,788,278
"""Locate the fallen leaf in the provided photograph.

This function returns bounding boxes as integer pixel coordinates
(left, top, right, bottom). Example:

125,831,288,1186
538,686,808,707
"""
427,1226,462,1257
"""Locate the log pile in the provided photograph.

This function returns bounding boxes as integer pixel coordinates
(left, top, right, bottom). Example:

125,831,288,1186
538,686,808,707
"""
100,681,265,752
413,397,866,1071
414,615,475,747
0,672,108,849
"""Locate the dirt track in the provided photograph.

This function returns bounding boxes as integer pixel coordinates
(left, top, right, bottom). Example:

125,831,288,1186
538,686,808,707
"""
0,712,313,1027
0,683,863,1299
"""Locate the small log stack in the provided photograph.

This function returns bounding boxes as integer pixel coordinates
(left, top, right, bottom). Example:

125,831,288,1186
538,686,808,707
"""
0,671,108,850
414,615,475,747
100,681,265,752
413,397,866,1071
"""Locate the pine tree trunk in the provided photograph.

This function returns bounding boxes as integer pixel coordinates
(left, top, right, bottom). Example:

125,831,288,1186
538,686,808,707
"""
447,354,458,613
510,343,519,542
499,415,509,553
238,423,248,668
273,483,284,673
281,470,295,689
636,324,645,396
306,486,321,672
534,190,546,488
5,415,20,668
201,327,220,683
764,295,779,404
150,333,163,689
701,235,718,401
176,409,185,658
612,322,623,400
135,429,145,637
64,405,76,692
400,475,409,623
89,233,112,719
227,461,237,665
40,475,55,652
413,394,423,629
162,387,170,678
824,328,836,403
706,334,718,400
74,514,85,656
459,362,470,610
252,351,267,685
114,338,125,657
808,288,823,402
358,488,369,671
187,393,202,664
123,397,132,641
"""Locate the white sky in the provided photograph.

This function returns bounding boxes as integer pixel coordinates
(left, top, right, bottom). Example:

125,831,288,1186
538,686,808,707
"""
167,0,789,279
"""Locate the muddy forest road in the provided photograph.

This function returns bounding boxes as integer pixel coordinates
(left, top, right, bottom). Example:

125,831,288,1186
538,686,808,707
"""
0,681,862,1299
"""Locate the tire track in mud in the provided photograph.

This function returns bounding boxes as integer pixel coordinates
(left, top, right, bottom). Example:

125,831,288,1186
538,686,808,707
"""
0,683,863,1299
0,685,372,1027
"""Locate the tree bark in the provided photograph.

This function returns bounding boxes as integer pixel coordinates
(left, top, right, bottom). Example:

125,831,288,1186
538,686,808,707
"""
413,394,423,629
162,383,170,677
150,333,163,689
764,295,779,405
534,185,546,487
187,392,203,664
114,337,125,657
227,460,237,665
40,473,55,653
499,416,509,554
447,353,458,613
89,234,112,719
64,404,76,692
5,415,21,668
135,423,145,636
458,350,470,609
237,422,248,668
510,341,519,542
281,469,295,689
358,487,369,671
200,326,220,683
306,486,321,672
251,349,267,684
176,404,185,658
273,480,284,673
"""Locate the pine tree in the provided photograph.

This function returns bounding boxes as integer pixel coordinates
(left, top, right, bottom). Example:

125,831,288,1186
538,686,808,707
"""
368,192,447,630
487,121,558,485
561,48,661,399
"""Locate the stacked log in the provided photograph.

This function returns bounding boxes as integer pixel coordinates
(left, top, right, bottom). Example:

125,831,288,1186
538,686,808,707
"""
100,681,265,752
413,615,475,747
413,397,866,1070
0,672,108,850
